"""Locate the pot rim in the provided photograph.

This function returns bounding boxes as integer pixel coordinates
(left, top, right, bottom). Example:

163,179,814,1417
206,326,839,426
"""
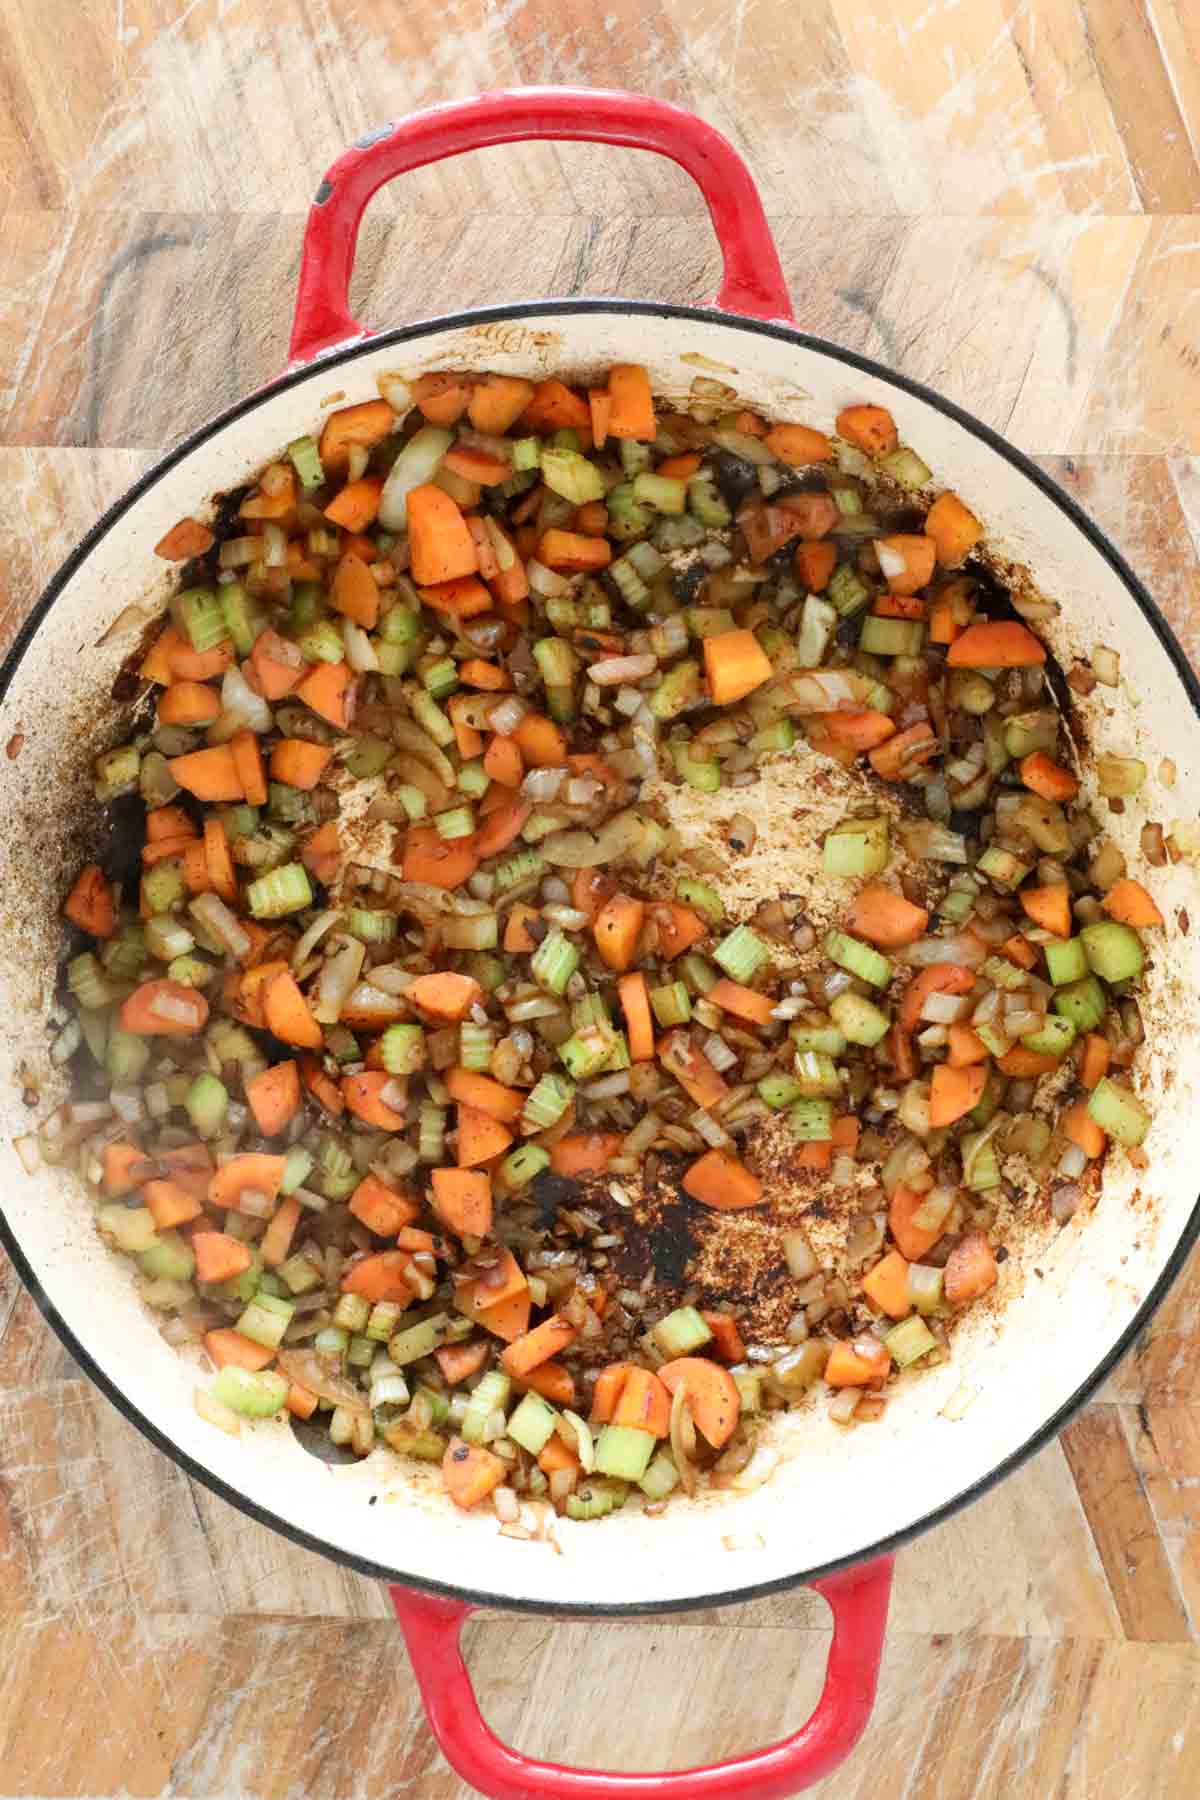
4,295,1199,1616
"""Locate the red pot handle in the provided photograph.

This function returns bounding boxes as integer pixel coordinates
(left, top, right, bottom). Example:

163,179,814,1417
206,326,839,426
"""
390,1555,892,1799
289,87,793,365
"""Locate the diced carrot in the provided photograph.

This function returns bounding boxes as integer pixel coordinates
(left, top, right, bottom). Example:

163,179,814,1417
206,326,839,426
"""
180,841,210,898
997,1046,1060,1077
929,1062,988,1128
330,552,380,628
899,963,976,1034
590,1363,635,1425
442,1436,506,1510
925,492,983,566
606,363,656,440
325,476,383,533
844,883,929,949
873,591,926,621
868,722,938,781
702,1311,747,1364
655,452,702,481
159,1142,214,1201
471,1285,531,1343
658,1358,740,1447
572,499,607,536
299,1054,345,1116
400,824,477,890
203,1328,275,1372
943,1230,998,1304
825,1338,891,1388
442,445,511,486
501,1314,577,1378
1103,878,1163,928
1080,1033,1111,1090
230,731,268,807
797,1139,832,1172
168,631,234,683
878,534,936,596
349,1172,419,1236
431,1167,492,1238
947,1023,988,1068
144,804,195,844
444,1066,525,1124
192,1231,252,1285
821,710,897,753
616,972,655,1063
407,971,484,1023
513,712,567,768
659,1031,728,1110
142,1178,203,1230
946,620,1046,668
295,659,354,729
794,538,838,592
341,1249,415,1303
436,1340,491,1387
474,796,532,858
927,596,960,645
487,525,530,610
521,1362,576,1408
63,863,116,938
536,529,612,573
652,902,707,960
245,1060,301,1137
141,832,199,869
158,680,220,726
235,958,286,1029
682,1147,763,1211
261,970,322,1050
888,1184,944,1261
343,1071,407,1130
459,658,511,692
286,1383,320,1420
102,1141,146,1197
457,1104,513,1169
613,1366,671,1437
593,893,645,972
155,517,215,560
503,904,540,953
522,379,592,435
139,628,177,684
703,628,772,705
1020,884,1071,937
862,1250,913,1320
208,1153,287,1212
270,739,334,792
412,373,471,426
249,630,302,701
405,484,477,586
765,422,833,464
468,374,535,435
260,1195,302,1268
549,1133,622,1177
318,399,395,470
706,978,774,1026
460,1248,527,1318
287,541,323,582
167,746,244,802
483,733,524,788
200,816,236,904
1062,1101,1106,1160
1001,933,1037,971
835,405,897,457
1019,751,1079,803
120,979,209,1036
588,388,612,448
419,575,492,620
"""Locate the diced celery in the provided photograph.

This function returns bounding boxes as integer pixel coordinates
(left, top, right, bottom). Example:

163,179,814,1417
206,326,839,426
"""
859,616,925,657
511,436,541,472
885,1315,937,1368
794,1049,841,1097
686,606,738,640
288,434,325,490
822,816,889,879
457,759,490,799
960,1130,1001,1191
565,1478,626,1520
142,859,186,914
649,982,692,1028
522,1072,574,1132
618,440,653,478
652,514,706,552
650,1306,712,1357
531,929,579,995
347,1333,375,1369
140,1231,196,1284
714,924,771,983
1044,937,1089,986
407,686,455,748
830,991,890,1046
175,588,229,654
670,739,720,793
278,1250,322,1294
212,1368,288,1418
976,846,1033,891
465,952,505,994
418,1102,446,1164
559,1024,616,1080
346,908,397,945
1053,975,1107,1034
98,1204,159,1255
750,718,796,756
676,877,723,927
648,660,704,720
434,805,475,841
185,1072,229,1137
423,657,459,700
1081,921,1144,984
501,1144,550,1189
823,929,891,988
219,582,262,656
394,784,427,820
982,954,1030,993
828,564,870,617
281,1148,315,1201
508,1392,559,1456
236,1291,296,1349
687,474,731,528
633,472,687,515
384,1426,446,1461
679,953,718,995
495,848,544,892
269,782,314,826
795,594,838,666
106,1029,150,1085
789,1020,847,1056
638,1448,680,1500
968,1070,1006,1128
461,1368,512,1442
94,743,141,802
880,446,932,490
246,863,313,918
788,1098,834,1141
1003,709,1058,758
366,1299,404,1342
533,637,580,690
380,604,421,645
333,1292,371,1334
290,581,324,630
375,640,411,677
68,952,113,1010
595,1424,656,1481
454,1018,492,1073
758,1070,803,1109
541,448,605,505
388,1312,453,1368
1087,1077,1150,1148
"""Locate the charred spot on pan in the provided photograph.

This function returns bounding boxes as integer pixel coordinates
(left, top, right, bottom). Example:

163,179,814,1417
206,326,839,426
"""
183,485,254,585
103,791,148,894
670,560,707,605
530,1168,582,1229
711,451,761,515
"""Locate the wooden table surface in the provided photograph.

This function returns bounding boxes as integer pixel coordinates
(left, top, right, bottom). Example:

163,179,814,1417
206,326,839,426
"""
3,2,1200,1794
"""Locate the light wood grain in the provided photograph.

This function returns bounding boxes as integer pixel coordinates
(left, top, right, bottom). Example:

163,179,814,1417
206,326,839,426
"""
3,1,1200,1794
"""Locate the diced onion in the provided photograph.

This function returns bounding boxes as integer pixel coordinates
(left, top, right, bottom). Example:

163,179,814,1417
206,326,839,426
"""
521,767,566,803
488,695,529,737
876,543,906,580
149,991,205,1027
782,1229,818,1280
190,893,252,960
527,559,569,597
292,909,342,969
217,664,274,736
589,654,658,686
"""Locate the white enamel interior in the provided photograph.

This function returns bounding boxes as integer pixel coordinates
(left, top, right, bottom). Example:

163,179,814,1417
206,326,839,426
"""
2,304,1199,1613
